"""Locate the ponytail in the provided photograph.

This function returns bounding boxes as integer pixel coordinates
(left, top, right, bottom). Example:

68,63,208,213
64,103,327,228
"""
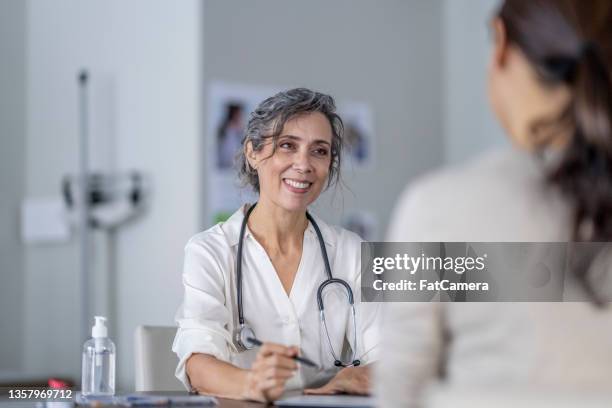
498,0,612,306
547,41,612,305
573,43,612,158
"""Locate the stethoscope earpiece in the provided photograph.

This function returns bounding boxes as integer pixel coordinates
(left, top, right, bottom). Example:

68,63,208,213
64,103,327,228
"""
334,359,360,368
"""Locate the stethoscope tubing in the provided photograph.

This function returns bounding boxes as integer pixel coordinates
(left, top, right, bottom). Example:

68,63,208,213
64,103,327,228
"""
236,203,256,326
235,202,359,367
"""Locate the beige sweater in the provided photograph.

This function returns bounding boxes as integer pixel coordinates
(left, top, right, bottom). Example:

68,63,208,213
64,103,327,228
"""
376,149,612,407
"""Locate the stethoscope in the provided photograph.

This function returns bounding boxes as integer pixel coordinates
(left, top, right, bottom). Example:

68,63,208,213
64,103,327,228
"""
232,203,361,368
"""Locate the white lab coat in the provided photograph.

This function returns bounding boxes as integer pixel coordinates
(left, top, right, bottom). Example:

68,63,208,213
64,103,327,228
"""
172,205,380,391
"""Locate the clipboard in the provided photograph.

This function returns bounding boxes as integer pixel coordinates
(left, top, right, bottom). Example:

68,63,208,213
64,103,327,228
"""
275,394,375,407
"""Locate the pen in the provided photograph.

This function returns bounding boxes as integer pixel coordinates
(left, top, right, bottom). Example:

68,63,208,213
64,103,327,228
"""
246,337,318,368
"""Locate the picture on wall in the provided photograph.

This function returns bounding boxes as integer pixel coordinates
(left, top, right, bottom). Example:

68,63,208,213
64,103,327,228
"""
337,101,375,170
206,81,281,225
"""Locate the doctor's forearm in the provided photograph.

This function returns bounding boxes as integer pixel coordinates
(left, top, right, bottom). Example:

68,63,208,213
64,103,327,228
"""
186,353,249,399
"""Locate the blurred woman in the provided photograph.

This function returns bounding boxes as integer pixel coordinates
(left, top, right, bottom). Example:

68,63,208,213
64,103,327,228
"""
378,1,612,406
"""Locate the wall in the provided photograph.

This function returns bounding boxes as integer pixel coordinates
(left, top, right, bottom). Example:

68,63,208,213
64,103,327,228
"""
19,0,445,390
0,0,26,374
443,0,507,164
6,0,508,391
23,0,201,390
202,0,445,236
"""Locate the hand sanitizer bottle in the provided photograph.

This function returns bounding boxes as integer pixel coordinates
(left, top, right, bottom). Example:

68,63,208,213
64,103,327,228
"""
81,316,115,396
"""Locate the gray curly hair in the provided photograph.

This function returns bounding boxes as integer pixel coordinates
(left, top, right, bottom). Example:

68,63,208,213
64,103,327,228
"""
236,88,344,193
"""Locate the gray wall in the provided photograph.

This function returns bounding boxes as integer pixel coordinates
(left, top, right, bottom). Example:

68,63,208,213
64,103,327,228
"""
0,0,26,373
203,0,445,235
23,0,201,390
0,0,506,390
443,0,507,163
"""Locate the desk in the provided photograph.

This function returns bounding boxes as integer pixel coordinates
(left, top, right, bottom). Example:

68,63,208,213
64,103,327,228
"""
0,391,270,407
140,392,268,407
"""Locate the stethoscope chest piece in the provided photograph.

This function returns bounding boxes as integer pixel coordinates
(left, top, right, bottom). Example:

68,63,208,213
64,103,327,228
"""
234,323,257,351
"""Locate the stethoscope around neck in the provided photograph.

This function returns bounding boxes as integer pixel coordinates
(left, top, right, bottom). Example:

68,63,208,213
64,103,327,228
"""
233,203,360,368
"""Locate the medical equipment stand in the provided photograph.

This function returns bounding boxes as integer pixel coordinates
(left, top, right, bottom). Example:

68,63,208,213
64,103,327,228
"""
78,70,91,343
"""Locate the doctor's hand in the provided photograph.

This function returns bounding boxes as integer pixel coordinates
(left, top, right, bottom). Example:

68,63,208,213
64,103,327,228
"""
304,366,371,396
243,342,298,402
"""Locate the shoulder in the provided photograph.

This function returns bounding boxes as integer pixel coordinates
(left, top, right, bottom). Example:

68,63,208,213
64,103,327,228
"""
330,224,363,260
401,149,528,201
184,206,245,256
309,213,362,247
183,219,239,271
387,149,565,241
308,214,363,285
334,223,362,244
185,225,228,253
308,214,363,281
181,222,238,289
390,150,506,219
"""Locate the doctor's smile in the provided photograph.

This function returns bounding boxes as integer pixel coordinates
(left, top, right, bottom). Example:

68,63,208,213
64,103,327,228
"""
282,178,312,193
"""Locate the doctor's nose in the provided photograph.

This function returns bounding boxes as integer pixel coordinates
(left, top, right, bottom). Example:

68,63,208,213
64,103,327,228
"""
292,150,314,173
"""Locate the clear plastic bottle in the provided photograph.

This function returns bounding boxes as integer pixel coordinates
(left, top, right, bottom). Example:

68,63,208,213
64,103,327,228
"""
81,316,115,397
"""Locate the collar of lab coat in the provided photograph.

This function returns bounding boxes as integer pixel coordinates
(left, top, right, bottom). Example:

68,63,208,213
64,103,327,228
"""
221,203,336,248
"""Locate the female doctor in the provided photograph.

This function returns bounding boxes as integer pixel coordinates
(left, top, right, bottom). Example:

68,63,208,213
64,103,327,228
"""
172,88,380,402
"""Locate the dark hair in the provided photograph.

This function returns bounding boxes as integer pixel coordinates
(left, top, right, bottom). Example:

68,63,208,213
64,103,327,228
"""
236,88,344,193
218,104,242,133
499,0,612,304
217,103,243,145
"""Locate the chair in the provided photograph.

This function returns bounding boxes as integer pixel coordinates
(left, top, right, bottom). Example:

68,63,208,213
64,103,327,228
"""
134,325,184,391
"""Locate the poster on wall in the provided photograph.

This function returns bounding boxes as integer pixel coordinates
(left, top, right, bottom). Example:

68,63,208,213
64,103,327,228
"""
337,101,375,170
206,81,281,225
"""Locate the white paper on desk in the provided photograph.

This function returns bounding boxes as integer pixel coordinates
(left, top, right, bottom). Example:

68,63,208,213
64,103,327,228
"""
21,196,70,244
275,394,375,407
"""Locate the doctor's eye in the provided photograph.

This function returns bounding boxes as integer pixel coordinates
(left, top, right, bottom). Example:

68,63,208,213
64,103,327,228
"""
312,148,329,157
279,141,296,151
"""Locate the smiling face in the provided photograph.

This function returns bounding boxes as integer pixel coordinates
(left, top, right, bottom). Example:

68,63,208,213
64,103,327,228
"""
246,112,333,213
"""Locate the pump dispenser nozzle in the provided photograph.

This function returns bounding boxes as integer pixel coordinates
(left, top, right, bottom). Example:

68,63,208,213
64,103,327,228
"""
92,316,108,338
